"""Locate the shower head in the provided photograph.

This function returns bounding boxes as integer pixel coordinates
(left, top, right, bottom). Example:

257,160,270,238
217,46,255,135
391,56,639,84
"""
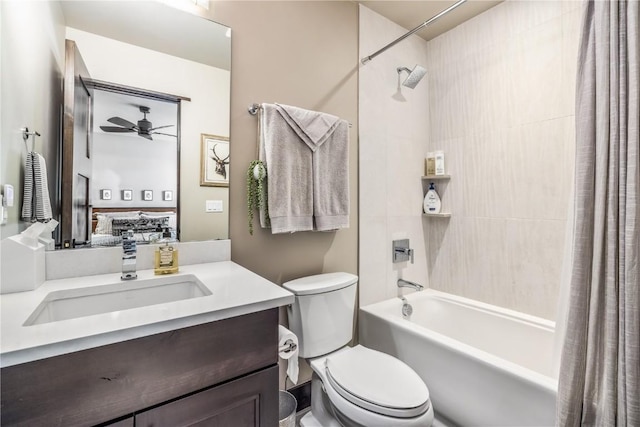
397,65,427,89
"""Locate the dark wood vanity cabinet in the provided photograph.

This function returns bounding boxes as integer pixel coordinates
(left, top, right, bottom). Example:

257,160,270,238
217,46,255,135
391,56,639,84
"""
137,365,278,427
0,309,279,427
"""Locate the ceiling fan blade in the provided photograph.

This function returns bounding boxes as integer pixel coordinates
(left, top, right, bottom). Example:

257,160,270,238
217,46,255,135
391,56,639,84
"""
151,132,177,137
140,133,153,140
107,117,137,128
100,126,136,133
149,124,175,131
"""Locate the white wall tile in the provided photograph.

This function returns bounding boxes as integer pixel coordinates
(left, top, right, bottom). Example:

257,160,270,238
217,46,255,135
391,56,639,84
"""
359,4,430,306
360,1,579,320
426,216,465,294
387,135,426,217
360,131,388,218
505,219,566,319
461,217,510,304
508,16,564,125
503,0,564,36
561,0,584,15
359,216,389,306
561,7,582,117
421,0,578,320
462,128,513,218
506,117,573,220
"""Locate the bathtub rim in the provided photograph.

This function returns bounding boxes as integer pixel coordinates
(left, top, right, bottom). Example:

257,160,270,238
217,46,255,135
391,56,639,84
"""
359,289,558,393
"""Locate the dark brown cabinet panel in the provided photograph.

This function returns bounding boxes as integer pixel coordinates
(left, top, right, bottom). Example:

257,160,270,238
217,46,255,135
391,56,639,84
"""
137,365,278,427
104,417,134,427
1,309,278,427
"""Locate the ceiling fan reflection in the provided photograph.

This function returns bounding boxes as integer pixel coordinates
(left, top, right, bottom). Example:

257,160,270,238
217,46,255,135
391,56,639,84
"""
99,106,176,140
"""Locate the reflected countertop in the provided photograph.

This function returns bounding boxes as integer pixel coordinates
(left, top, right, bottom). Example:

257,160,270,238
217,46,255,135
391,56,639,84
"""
0,261,293,368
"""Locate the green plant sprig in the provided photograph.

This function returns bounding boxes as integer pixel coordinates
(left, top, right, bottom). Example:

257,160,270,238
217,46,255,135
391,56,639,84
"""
247,160,269,235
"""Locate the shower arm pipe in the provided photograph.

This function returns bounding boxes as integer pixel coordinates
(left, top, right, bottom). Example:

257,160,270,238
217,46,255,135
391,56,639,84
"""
360,0,466,65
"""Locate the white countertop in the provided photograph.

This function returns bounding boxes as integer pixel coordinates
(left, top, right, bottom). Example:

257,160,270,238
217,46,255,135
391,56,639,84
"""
0,261,294,368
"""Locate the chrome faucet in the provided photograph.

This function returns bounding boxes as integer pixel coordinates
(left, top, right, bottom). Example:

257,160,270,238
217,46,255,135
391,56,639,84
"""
121,230,137,281
397,278,423,291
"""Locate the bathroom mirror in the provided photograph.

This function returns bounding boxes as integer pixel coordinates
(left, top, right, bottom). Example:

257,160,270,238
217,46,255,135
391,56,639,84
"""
0,0,230,247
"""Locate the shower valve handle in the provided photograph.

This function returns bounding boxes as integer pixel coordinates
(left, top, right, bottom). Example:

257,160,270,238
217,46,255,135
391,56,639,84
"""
393,239,414,264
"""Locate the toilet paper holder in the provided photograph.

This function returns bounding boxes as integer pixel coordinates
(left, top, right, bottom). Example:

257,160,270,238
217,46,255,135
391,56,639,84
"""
279,340,297,353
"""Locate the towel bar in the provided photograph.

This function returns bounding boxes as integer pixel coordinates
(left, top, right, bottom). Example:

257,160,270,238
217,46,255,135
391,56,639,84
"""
248,103,352,128
21,127,41,152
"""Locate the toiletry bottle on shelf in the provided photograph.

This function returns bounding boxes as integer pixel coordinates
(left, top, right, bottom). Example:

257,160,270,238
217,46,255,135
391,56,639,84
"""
434,150,445,175
425,152,436,176
423,183,442,214
155,242,179,275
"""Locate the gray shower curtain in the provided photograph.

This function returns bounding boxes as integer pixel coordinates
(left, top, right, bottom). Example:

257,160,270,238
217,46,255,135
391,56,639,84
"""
556,1,639,426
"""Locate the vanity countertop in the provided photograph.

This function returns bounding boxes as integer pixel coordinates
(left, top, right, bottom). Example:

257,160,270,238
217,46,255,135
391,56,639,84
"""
0,261,294,368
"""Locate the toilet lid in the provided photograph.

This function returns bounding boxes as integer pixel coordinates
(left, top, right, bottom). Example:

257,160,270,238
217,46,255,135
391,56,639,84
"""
325,345,430,418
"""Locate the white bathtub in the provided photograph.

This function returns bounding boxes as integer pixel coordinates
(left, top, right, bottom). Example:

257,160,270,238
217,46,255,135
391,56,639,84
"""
359,289,557,427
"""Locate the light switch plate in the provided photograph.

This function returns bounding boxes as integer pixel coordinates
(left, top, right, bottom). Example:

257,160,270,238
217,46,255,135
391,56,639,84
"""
205,200,223,212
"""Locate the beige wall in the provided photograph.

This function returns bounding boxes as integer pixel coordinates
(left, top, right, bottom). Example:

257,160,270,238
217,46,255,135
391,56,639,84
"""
425,0,581,320
211,1,359,388
211,1,359,285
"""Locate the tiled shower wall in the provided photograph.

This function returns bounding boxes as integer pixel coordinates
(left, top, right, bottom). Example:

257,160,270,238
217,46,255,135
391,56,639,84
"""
425,1,581,320
359,5,430,306
359,1,582,320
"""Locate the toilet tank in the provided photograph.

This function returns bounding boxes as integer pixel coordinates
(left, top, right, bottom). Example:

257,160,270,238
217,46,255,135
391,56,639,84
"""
283,272,358,358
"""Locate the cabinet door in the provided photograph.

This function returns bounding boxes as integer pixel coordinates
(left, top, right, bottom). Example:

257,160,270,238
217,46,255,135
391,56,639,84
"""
136,365,279,427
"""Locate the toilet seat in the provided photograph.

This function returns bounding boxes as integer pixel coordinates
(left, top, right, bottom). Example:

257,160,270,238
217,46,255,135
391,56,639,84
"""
324,345,430,418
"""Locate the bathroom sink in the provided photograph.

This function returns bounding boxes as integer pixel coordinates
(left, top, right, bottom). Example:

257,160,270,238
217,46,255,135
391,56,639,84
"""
24,274,212,326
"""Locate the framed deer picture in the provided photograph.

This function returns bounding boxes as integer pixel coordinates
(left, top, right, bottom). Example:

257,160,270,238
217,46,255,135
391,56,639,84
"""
200,134,230,187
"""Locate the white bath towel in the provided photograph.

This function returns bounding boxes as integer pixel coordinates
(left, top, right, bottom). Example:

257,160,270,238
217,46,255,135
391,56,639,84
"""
259,103,349,233
21,152,53,222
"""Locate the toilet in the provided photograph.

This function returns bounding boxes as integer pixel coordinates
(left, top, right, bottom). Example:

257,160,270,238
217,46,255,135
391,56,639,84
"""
283,272,434,427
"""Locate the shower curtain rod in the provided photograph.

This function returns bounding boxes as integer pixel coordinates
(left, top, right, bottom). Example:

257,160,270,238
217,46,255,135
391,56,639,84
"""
360,0,467,65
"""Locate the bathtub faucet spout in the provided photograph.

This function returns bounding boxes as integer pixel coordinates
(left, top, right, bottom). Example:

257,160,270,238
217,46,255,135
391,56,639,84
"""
397,278,424,291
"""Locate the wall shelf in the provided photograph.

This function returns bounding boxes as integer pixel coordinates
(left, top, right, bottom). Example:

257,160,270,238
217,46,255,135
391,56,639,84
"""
422,174,451,217
422,213,451,218
422,175,451,180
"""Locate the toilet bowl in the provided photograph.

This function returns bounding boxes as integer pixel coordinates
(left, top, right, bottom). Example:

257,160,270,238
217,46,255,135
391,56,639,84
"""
283,273,434,427
300,346,434,427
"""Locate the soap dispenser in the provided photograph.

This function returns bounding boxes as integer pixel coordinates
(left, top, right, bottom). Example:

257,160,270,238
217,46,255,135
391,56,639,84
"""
423,183,442,214
154,242,179,275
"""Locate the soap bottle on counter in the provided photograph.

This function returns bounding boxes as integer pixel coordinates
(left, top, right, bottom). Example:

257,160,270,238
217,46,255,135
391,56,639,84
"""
154,242,179,275
423,183,442,214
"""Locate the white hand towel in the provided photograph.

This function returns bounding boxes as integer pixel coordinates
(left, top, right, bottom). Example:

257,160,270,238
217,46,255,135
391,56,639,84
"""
278,325,299,385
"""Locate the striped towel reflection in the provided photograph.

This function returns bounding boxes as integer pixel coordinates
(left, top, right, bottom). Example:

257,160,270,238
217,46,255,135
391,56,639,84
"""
21,152,53,222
